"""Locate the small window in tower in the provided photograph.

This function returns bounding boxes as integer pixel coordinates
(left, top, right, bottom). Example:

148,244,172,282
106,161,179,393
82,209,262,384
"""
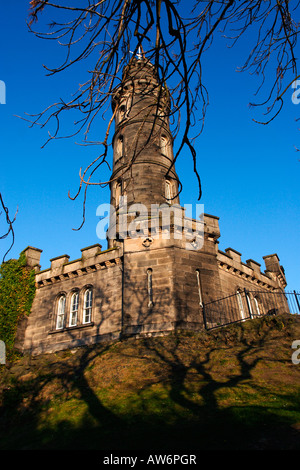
56,294,66,330
119,104,126,121
116,135,124,157
115,180,122,207
160,135,168,157
165,179,172,203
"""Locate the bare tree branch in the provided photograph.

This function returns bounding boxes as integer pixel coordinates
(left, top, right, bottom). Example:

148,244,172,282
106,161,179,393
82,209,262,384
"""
0,193,18,263
24,0,300,229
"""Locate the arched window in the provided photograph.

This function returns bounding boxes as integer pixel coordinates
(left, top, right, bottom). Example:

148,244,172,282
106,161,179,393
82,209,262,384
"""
246,293,253,319
69,292,79,327
116,135,124,157
115,180,122,207
165,180,172,202
160,135,169,157
237,291,246,320
253,297,261,316
119,104,126,121
56,295,66,330
83,288,93,324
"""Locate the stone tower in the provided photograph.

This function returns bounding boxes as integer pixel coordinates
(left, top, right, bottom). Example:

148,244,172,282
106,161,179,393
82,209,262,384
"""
17,57,288,356
104,57,221,336
109,57,180,242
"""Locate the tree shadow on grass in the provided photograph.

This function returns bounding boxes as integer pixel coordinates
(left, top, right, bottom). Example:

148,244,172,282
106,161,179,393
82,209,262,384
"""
0,343,122,450
117,320,300,450
0,318,300,450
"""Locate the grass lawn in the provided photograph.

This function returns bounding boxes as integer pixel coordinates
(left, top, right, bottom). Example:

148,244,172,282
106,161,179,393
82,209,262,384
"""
0,313,300,450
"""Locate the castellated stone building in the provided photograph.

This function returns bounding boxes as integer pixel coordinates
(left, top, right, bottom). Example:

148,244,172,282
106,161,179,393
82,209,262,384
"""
17,58,287,355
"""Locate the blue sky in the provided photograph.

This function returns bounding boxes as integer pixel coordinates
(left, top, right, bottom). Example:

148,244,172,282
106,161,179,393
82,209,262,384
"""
0,2,299,292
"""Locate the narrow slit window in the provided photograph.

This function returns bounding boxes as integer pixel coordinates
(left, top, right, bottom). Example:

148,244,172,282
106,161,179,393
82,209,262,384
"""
196,269,203,307
69,292,79,327
119,104,126,121
115,180,122,207
56,295,66,330
83,288,93,324
165,180,172,202
116,135,124,157
160,135,169,157
147,268,154,308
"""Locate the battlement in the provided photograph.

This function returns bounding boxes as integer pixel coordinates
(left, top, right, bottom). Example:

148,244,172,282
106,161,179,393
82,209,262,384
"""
217,248,287,291
23,246,43,272
34,244,122,289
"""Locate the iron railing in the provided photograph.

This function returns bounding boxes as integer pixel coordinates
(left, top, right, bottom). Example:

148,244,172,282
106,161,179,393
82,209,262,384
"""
202,289,300,330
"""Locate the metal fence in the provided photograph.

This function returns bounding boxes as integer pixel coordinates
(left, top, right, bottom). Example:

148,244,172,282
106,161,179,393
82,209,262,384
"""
202,289,300,330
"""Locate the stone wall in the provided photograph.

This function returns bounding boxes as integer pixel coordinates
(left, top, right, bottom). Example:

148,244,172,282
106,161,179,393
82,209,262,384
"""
21,244,123,355
18,212,287,355
217,248,287,296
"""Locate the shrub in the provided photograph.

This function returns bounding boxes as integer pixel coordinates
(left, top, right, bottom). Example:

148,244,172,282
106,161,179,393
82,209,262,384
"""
0,251,35,360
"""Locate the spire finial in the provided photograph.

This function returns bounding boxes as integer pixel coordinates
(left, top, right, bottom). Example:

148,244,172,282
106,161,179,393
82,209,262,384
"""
130,45,145,60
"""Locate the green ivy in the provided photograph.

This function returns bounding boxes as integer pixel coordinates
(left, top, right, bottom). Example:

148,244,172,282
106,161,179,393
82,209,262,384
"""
0,251,36,361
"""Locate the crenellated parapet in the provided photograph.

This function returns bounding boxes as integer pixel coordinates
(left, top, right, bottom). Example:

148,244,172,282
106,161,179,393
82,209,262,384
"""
217,247,287,292
34,244,122,289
